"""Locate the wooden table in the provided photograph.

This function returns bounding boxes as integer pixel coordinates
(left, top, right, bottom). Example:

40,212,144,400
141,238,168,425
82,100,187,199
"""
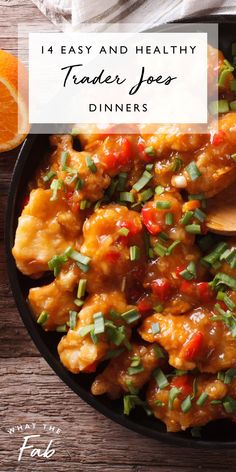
1,1,236,470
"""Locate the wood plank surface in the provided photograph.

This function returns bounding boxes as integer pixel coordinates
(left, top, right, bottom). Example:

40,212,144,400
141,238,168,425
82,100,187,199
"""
1,1,236,470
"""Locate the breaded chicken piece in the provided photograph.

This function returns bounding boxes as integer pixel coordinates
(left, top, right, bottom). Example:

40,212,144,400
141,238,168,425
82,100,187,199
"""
91,343,162,399
139,307,236,373
58,291,136,374
12,188,82,277
147,373,236,432
29,279,78,330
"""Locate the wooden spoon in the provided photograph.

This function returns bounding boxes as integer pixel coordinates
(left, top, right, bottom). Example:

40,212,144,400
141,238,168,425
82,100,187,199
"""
206,182,236,235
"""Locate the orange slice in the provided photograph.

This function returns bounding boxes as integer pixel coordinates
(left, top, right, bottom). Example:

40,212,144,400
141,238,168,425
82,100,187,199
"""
0,49,29,152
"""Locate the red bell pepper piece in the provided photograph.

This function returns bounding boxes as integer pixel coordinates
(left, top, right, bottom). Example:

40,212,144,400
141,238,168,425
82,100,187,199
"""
171,374,193,397
212,130,226,146
137,298,153,313
141,204,161,235
179,280,195,296
151,278,171,301
196,282,214,303
102,136,131,171
180,331,204,361
104,250,120,263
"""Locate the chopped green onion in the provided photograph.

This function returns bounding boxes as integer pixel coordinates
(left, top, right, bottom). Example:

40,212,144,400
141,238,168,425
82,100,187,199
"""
43,170,56,182
153,242,167,257
61,151,69,170
209,99,229,115
107,310,119,322
37,311,49,325
133,170,152,192
93,312,105,334
188,193,205,201
48,253,68,276
217,368,236,384
158,231,169,241
223,396,236,413
75,177,84,190
130,355,141,367
168,387,181,410
153,368,169,390
129,245,140,261
201,242,228,268
155,185,165,196
56,324,67,332
121,308,140,324
230,78,236,92
144,146,156,157
127,365,144,376
185,224,201,234
230,100,236,111
210,272,236,290
181,395,192,413
117,172,128,191
165,213,173,225
153,345,165,358
85,155,97,173
171,157,183,173
196,392,208,406
120,192,135,203
80,200,89,210
50,179,63,201
65,247,91,266
156,200,171,210
118,227,130,237
146,163,154,171
74,299,84,308
126,379,139,394
210,400,222,405
155,400,165,407
140,188,154,202
194,208,206,222
78,324,94,337
231,153,236,161
180,210,194,225
77,279,87,299
105,323,126,346
185,161,202,181
153,304,164,313
123,394,151,416
68,310,78,330
90,330,98,344
166,240,180,255
151,322,160,334
71,127,80,135
218,60,234,87
179,261,196,280
217,291,236,311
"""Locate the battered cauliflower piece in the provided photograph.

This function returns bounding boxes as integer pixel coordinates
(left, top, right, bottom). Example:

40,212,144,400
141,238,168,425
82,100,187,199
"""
147,373,236,432
58,291,136,374
139,307,236,373
12,188,82,277
91,343,162,399
29,280,77,330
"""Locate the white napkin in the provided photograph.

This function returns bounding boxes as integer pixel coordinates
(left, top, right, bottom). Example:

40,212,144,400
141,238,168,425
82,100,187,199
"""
32,0,236,30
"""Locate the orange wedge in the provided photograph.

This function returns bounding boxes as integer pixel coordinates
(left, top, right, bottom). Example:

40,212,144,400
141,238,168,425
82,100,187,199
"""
0,49,29,152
